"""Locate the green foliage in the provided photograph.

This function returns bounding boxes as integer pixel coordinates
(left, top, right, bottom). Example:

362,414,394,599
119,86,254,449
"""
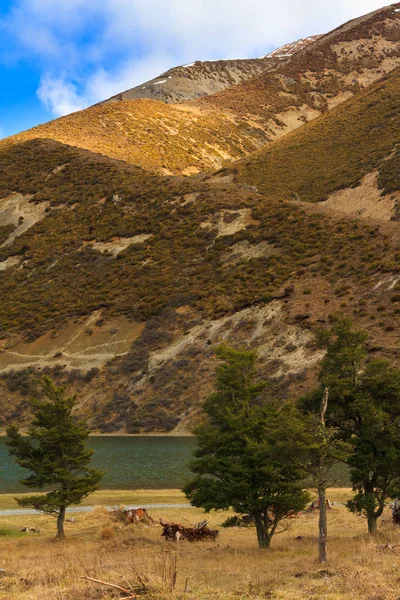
184,345,310,548
0,527,22,537
301,317,400,535
6,376,103,537
346,360,400,534
317,316,368,390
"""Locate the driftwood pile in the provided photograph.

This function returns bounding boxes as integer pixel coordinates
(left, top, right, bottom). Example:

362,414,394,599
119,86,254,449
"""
111,507,155,526
124,508,155,525
160,518,219,542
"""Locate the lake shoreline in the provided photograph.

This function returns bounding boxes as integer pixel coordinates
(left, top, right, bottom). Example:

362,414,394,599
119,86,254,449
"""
0,431,195,437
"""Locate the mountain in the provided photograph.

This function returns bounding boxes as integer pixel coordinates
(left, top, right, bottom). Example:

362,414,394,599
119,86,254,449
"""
102,37,320,104
2,4,400,176
0,106,400,432
218,67,400,221
198,3,400,134
2,5,400,433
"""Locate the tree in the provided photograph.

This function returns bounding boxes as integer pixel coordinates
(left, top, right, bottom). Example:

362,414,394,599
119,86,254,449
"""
183,345,310,549
301,317,400,536
346,360,400,536
6,377,103,538
303,388,350,562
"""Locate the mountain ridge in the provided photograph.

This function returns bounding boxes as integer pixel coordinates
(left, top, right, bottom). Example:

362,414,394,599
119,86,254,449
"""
3,4,400,176
102,36,321,105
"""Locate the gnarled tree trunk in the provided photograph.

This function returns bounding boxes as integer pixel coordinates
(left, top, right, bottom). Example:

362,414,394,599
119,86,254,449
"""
254,512,271,549
57,506,66,539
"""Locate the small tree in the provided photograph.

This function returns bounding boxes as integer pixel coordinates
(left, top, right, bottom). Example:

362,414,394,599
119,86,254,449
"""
184,345,310,549
6,377,103,538
301,317,400,536
346,360,400,536
303,388,350,562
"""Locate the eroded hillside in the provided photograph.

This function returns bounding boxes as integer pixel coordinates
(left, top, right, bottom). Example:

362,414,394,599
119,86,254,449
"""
3,5,400,432
199,3,400,138
1,139,400,432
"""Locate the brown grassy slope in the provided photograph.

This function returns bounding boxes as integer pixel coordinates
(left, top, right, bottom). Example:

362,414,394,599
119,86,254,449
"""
1,139,400,432
0,138,397,342
222,67,400,209
1,490,400,600
0,100,267,175
197,3,400,136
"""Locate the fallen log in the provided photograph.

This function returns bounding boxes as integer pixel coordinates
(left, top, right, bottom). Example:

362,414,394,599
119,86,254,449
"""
376,543,400,553
160,519,218,542
81,576,130,595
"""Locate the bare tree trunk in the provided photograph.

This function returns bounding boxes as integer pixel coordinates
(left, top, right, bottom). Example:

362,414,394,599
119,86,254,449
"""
318,387,329,563
318,487,327,563
57,506,66,539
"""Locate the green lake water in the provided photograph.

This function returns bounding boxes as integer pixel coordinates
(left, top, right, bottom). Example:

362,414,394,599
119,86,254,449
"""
0,435,350,494
0,436,197,493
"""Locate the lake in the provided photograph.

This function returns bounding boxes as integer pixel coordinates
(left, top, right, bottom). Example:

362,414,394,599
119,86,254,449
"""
0,436,198,493
0,435,351,493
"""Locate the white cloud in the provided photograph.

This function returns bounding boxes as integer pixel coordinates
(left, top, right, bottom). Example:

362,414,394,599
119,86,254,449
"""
85,54,176,102
0,0,391,117
37,74,86,117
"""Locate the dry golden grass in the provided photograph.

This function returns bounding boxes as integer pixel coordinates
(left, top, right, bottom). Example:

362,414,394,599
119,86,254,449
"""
0,489,189,510
1,489,400,599
0,99,264,175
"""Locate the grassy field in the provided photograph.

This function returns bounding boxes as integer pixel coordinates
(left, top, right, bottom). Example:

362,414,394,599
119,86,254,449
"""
1,488,400,599
0,489,189,511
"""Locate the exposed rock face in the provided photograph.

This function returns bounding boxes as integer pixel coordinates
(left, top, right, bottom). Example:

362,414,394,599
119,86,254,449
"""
102,37,320,104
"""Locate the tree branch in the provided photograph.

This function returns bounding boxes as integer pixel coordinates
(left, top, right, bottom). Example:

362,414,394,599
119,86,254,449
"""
81,576,131,594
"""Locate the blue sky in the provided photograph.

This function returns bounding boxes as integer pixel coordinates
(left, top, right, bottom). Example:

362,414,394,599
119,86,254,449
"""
0,0,389,138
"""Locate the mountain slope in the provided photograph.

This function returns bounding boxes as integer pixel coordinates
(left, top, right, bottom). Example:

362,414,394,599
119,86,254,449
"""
1,135,400,432
103,37,320,104
3,6,400,433
2,4,400,176
0,99,265,176
221,67,400,221
198,3,400,136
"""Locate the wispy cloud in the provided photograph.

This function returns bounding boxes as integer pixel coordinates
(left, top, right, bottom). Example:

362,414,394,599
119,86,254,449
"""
0,0,389,117
37,74,86,118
